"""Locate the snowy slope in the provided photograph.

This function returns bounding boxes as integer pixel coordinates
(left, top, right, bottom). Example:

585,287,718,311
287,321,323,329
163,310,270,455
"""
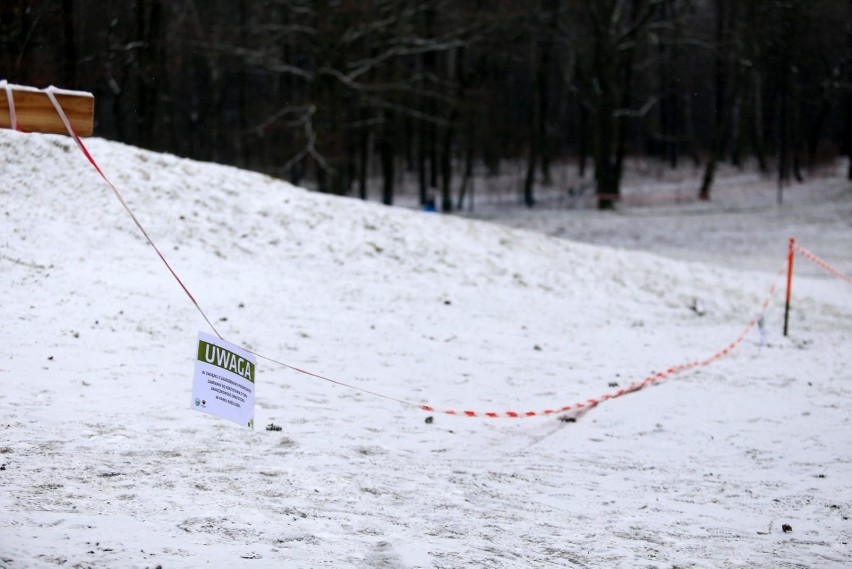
1,129,851,568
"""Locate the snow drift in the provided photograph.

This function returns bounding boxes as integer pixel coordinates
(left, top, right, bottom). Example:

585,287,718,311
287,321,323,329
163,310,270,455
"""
1,129,850,568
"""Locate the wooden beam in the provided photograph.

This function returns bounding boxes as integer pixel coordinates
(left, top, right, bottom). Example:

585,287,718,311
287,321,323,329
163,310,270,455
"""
0,84,94,137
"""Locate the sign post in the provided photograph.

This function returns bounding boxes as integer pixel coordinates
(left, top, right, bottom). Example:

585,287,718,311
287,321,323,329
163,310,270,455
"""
191,332,256,428
783,237,795,337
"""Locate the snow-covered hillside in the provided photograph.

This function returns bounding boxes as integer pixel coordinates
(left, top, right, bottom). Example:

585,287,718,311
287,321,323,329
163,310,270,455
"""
1,129,850,568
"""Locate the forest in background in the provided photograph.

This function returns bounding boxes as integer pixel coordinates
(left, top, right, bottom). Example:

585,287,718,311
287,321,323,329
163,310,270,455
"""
2,0,851,209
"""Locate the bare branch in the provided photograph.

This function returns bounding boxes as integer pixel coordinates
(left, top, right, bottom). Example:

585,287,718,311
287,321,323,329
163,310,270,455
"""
614,95,660,118
250,105,314,135
281,105,332,175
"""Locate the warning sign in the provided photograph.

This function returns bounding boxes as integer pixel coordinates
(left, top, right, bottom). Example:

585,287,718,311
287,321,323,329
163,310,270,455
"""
191,331,256,428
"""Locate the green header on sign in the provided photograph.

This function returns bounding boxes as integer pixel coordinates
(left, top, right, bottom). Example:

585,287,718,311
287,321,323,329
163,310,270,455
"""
197,340,255,383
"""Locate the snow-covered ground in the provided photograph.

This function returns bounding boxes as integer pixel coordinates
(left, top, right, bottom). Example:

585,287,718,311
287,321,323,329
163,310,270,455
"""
469,159,852,274
1,129,850,568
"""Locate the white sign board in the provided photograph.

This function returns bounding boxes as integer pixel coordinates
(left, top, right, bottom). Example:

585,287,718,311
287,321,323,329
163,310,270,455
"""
191,331,256,428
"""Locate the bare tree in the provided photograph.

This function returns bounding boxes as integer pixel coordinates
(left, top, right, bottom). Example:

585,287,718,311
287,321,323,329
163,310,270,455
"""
9,0,851,205
573,0,672,209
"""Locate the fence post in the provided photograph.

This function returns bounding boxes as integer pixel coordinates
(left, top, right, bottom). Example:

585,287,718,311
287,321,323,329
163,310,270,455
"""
783,237,795,336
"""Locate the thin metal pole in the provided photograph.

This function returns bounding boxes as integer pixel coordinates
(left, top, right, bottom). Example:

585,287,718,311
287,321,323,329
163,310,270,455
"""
783,237,795,336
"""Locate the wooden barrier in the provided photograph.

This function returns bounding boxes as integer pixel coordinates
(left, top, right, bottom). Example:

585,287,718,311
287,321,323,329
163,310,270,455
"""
0,84,94,136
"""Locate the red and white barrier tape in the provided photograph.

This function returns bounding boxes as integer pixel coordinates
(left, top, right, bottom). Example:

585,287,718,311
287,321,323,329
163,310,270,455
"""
422,276,781,418
43,88,424,413
20,90,815,420
44,88,225,340
794,243,852,285
1,80,19,131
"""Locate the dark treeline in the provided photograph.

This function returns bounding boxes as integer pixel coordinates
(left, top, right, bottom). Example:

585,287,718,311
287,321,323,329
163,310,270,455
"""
2,0,851,209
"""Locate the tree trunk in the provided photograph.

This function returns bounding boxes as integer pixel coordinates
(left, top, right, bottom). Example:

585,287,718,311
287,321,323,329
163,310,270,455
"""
846,93,852,180
700,0,742,200
237,0,249,167
135,0,163,149
358,127,369,200
700,159,718,202
806,97,830,167
62,0,77,87
538,0,558,187
440,119,455,212
456,142,474,211
524,41,539,211
523,138,537,208
523,31,539,208
614,46,635,193
790,64,804,183
777,68,790,198
699,112,734,201
422,5,439,193
1,0,32,80
752,71,769,172
417,124,428,206
596,93,618,209
578,104,589,178
683,93,700,166
380,117,395,206
730,101,741,167
441,45,460,212
657,1,679,169
700,75,741,200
